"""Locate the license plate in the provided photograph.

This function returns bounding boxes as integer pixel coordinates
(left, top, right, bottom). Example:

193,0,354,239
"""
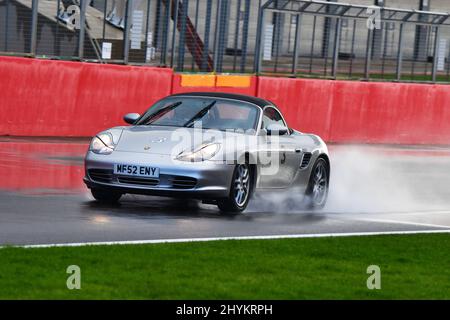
114,164,159,178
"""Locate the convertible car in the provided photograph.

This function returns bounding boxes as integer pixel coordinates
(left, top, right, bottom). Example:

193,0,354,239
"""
83,92,330,213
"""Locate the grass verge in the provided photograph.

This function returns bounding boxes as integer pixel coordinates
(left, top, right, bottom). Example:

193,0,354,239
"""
0,234,449,299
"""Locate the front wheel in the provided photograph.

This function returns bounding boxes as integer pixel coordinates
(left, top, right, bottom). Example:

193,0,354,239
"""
91,188,122,204
217,164,252,214
304,158,329,209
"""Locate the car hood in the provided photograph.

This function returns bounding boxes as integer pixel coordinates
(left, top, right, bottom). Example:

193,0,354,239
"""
113,126,248,156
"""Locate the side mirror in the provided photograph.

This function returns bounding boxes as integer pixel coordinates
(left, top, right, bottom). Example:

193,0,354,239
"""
266,123,289,136
123,113,140,125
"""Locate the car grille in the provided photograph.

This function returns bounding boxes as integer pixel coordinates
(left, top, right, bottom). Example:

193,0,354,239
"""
300,153,312,169
88,169,197,189
169,176,198,189
117,176,159,186
88,169,113,183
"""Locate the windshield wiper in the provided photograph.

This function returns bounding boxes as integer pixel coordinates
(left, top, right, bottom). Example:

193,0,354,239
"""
183,101,217,128
139,101,182,125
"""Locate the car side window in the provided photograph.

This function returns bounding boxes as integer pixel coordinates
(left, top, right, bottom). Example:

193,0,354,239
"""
262,107,285,129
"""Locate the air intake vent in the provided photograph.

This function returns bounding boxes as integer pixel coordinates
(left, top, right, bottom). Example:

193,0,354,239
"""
89,169,113,183
300,153,312,169
117,176,159,186
170,176,197,189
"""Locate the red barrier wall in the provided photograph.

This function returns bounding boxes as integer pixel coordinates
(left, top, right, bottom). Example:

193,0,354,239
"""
0,56,173,136
258,77,450,145
2,56,450,145
257,77,334,142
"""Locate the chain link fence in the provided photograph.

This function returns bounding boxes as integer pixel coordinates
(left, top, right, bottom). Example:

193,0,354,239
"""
1,0,450,83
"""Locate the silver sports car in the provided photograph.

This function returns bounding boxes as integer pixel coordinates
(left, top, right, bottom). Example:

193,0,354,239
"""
84,92,330,213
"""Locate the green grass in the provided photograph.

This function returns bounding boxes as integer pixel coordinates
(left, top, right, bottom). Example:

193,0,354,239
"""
0,234,449,299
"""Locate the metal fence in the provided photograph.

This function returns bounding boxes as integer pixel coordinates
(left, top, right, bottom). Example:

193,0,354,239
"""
1,0,450,83
256,0,450,83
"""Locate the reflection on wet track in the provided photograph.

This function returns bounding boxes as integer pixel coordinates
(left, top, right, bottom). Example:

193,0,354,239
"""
0,137,87,193
0,137,449,246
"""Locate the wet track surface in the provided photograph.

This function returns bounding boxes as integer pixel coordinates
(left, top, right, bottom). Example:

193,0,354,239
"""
1,137,450,246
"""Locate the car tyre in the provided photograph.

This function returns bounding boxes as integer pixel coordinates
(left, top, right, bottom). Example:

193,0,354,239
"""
304,158,329,210
217,164,252,214
91,188,122,204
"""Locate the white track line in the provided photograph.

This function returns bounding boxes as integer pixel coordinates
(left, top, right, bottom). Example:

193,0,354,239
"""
353,218,450,229
4,229,450,249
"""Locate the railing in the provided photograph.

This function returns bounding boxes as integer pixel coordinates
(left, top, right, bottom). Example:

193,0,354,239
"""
1,0,450,83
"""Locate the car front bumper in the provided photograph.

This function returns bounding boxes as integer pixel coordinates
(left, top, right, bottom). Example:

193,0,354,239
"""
83,150,235,199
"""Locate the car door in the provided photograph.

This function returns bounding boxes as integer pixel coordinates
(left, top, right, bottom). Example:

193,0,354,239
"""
257,107,302,188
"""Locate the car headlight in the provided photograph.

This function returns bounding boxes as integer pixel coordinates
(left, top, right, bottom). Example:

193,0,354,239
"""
176,143,220,162
89,132,116,155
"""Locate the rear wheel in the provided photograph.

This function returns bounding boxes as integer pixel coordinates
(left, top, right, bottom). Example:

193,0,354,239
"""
217,164,252,214
304,158,329,209
91,188,122,204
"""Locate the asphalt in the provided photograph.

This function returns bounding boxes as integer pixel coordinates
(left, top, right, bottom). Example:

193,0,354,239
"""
0,137,450,246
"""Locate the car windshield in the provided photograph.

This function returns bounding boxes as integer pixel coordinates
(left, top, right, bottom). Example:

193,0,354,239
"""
135,96,260,132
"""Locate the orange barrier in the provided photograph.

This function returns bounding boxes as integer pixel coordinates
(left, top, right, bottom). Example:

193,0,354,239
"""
0,57,173,137
171,74,257,96
257,77,450,145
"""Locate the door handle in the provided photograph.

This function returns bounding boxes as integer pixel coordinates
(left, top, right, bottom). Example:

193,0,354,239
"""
295,148,302,153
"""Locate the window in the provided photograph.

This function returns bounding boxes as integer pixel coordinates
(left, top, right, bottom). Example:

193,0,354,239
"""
262,107,285,129
136,97,260,132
